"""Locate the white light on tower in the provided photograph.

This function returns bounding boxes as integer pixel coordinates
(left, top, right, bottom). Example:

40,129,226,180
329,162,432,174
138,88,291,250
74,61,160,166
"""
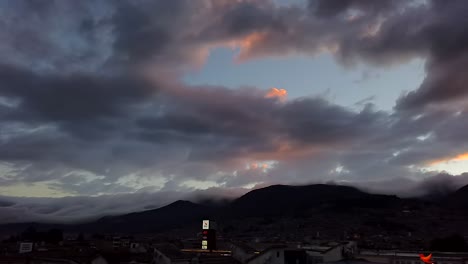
202,220,209,230
201,220,217,250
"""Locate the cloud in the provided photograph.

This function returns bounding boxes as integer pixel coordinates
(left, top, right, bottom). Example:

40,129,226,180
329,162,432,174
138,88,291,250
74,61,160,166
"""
2,0,468,222
428,152,468,166
3,172,468,224
310,0,401,18
354,96,376,106
353,71,380,84
0,64,154,124
0,187,249,224
206,0,468,108
350,172,468,198
397,52,468,109
265,87,288,101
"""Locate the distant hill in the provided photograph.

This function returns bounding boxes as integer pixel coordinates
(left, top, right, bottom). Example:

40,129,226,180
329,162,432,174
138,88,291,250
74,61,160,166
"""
1,183,466,236
70,184,403,233
0,200,214,235
79,200,215,233
445,184,468,209
226,184,401,217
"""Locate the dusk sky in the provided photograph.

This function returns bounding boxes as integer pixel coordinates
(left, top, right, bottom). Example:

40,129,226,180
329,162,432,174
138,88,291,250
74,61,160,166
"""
2,0,468,223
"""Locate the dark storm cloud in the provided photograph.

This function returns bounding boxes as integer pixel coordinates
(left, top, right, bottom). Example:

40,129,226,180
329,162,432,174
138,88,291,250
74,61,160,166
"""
278,99,385,144
310,0,398,18
3,0,468,111
320,0,468,108
0,0,113,73
1,74,409,197
2,0,468,223
207,0,468,108
221,1,283,35
397,53,468,109
218,0,413,62
0,64,154,124
390,0,468,109
131,86,386,165
110,0,188,63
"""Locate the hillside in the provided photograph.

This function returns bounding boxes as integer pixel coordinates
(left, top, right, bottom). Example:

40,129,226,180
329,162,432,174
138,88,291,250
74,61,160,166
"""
1,183,467,238
80,200,215,233
227,184,401,217
445,184,468,210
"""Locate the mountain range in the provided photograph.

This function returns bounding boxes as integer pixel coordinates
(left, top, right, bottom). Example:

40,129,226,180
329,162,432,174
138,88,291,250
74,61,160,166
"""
1,183,468,238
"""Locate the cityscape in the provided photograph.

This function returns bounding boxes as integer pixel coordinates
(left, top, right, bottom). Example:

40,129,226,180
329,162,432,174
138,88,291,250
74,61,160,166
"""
1,183,468,263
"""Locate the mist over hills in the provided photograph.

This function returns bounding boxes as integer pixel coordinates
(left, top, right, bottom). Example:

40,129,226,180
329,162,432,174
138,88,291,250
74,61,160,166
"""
2,173,468,225
1,183,468,239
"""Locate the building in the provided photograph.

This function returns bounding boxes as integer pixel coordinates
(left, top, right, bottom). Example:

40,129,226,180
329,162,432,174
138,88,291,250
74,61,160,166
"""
303,242,356,264
153,243,194,264
229,241,258,263
229,240,356,264
201,220,217,251
323,260,383,264
357,251,468,264
199,255,240,264
244,245,307,264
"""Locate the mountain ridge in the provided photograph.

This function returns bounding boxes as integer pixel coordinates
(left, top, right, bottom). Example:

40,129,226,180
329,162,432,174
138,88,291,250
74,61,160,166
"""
1,183,467,235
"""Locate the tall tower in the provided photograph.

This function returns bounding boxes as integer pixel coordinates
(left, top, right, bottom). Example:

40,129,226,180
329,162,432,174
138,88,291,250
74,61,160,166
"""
201,220,217,250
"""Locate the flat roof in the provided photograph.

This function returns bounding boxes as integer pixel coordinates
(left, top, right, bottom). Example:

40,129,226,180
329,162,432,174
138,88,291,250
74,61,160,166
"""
359,251,468,258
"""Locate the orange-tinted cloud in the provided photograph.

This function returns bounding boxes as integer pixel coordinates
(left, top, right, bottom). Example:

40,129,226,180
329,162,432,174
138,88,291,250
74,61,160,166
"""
231,31,269,62
249,162,270,170
240,32,266,50
249,140,323,162
265,87,287,101
428,152,468,166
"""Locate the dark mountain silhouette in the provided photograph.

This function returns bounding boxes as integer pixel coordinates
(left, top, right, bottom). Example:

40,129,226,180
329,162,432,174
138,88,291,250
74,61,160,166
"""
79,200,215,233
226,184,401,217
445,184,468,209
0,200,214,235
76,184,403,233
0,222,65,237
1,183,467,235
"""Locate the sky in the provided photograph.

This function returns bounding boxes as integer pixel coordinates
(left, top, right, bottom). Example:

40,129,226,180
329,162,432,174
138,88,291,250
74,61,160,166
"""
2,0,468,223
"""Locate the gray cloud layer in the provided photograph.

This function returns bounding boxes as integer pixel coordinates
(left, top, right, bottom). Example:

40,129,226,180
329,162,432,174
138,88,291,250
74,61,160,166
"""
1,0,468,222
